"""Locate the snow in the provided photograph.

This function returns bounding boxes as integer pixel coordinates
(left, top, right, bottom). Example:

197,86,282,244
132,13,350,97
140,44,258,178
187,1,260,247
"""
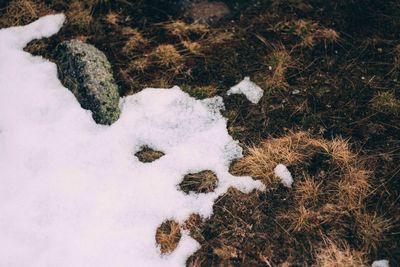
372,260,390,267
227,76,264,104
0,15,265,266
274,164,293,188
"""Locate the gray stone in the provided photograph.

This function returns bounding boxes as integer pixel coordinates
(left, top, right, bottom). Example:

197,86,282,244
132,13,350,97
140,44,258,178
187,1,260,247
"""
56,39,121,125
184,1,231,24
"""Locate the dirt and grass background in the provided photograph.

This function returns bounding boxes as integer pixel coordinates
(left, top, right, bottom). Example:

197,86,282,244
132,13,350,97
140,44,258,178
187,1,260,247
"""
1,0,399,266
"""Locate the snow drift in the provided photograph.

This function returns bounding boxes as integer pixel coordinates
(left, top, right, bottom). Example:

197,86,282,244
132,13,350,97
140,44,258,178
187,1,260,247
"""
0,15,264,266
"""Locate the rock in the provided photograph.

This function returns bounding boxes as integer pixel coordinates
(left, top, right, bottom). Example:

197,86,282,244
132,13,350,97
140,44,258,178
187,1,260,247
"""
56,39,120,125
184,1,231,24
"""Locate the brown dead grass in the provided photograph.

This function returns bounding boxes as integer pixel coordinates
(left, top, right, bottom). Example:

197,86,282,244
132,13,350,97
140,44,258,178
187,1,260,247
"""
182,40,202,54
314,241,368,267
135,146,164,163
231,132,319,185
0,0,51,27
228,131,387,263
355,211,393,252
66,1,93,31
121,27,148,55
150,44,184,68
295,176,323,205
163,20,208,39
155,220,181,254
265,45,294,89
278,19,340,48
179,170,218,194
371,91,400,116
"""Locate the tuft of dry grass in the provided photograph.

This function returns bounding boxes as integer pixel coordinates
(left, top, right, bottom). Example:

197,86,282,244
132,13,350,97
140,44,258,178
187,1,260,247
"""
317,28,340,44
24,39,47,54
275,19,340,48
182,85,217,99
150,44,184,68
371,91,400,116
314,241,368,267
0,0,50,27
105,11,120,25
326,138,356,165
285,205,321,232
336,168,371,207
179,170,218,194
66,1,93,31
295,176,323,205
155,220,181,254
121,27,148,55
164,20,208,39
355,211,393,252
393,44,400,71
135,146,164,163
206,31,235,45
182,40,202,54
230,132,316,186
128,57,150,73
265,45,294,89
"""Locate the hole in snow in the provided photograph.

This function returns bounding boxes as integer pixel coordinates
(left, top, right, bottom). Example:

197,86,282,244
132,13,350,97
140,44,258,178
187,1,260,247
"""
135,146,164,163
179,170,218,194
155,220,181,254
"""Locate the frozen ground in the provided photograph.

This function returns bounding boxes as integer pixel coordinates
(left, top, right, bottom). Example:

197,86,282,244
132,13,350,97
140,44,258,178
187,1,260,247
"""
0,15,264,266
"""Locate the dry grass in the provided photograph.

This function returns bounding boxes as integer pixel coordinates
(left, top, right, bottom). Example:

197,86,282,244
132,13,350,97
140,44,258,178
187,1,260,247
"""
336,168,371,207
274,19,340,48
179,170,218,194
163,20,208,39
182,85,217,99
182,40,202,54
265,45,294,89
295,176,323,205
66,1,93,31
24,39,47,54
355,211,393,252
317,28,340,44
0,0,50,27
121,27,148,55
155,220,181,254
229,131,388,263
371,91,400,116
314,241,368,267
135,146,164,163
150,44,184,68
105,11,120,25
206,31,235,45
231,132,317,186
128,57,150,73
285,205,321,232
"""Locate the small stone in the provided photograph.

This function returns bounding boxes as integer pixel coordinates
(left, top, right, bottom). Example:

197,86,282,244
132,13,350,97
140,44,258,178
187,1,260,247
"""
56,39,121,125
185,1,230,24
292,89,300,95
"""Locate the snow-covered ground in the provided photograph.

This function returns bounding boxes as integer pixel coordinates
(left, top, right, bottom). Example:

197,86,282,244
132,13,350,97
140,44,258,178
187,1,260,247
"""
0,15,264,266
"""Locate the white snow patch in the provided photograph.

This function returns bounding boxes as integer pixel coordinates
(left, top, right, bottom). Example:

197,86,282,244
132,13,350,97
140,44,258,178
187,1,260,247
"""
0,15,265,266
372,260,390,267
227,76,264,104
274,164,293,188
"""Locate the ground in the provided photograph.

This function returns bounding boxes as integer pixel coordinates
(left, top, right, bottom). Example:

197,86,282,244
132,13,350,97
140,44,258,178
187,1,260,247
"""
0,0,399,266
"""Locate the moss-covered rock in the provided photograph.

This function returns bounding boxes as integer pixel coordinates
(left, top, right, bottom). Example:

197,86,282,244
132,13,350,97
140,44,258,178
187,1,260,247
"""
56,39,120,125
